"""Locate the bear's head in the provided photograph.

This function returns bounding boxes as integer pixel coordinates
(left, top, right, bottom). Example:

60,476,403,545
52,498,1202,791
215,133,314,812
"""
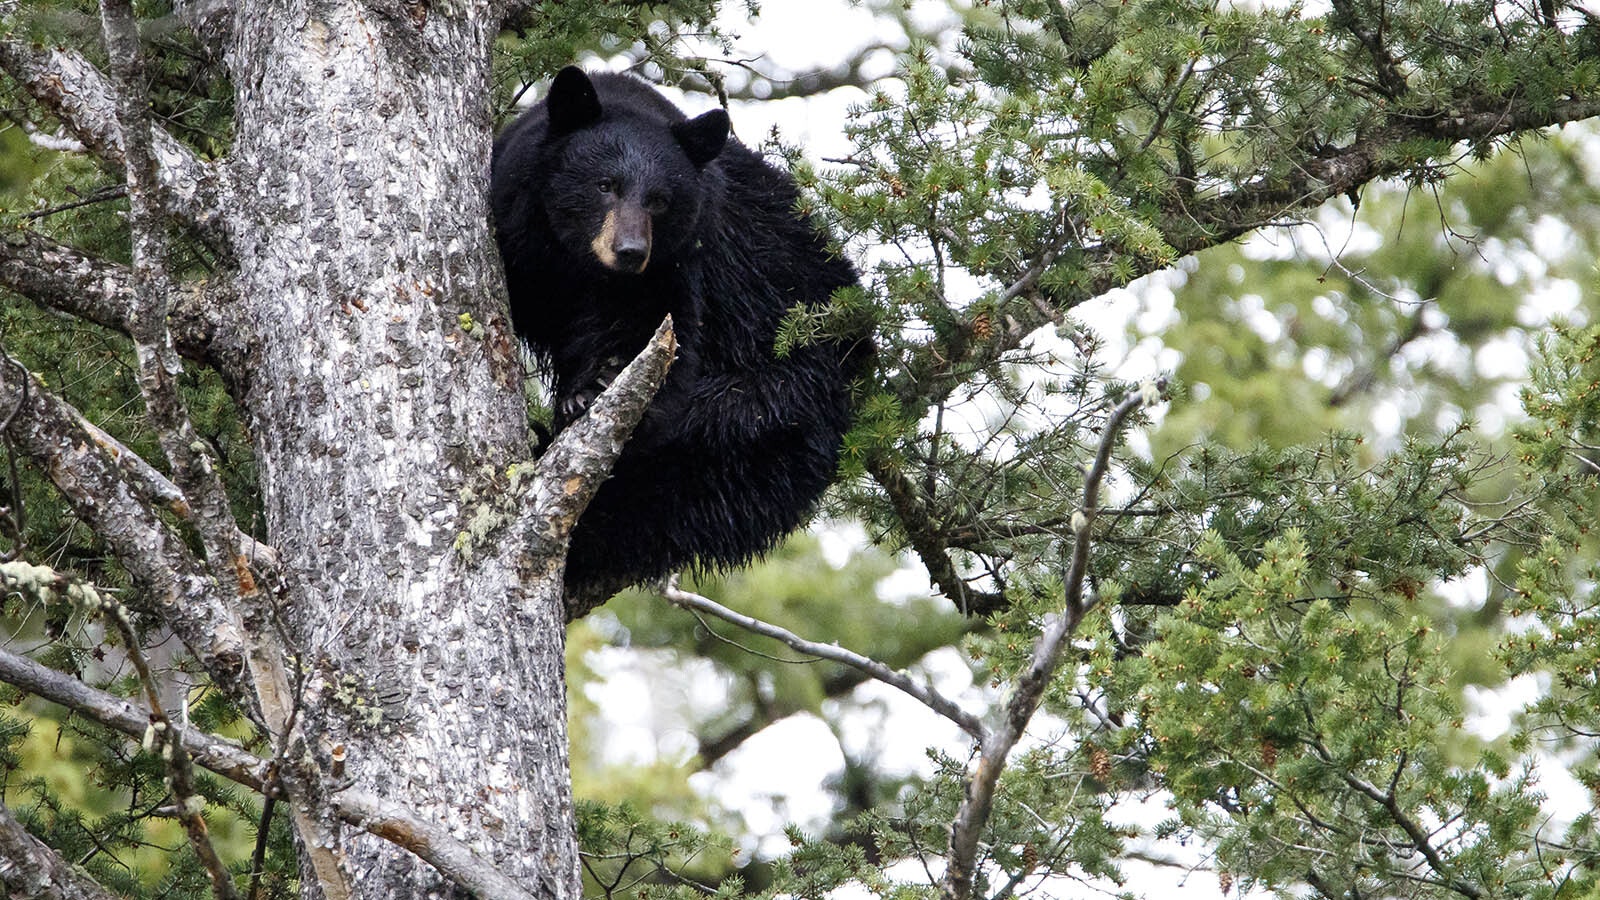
540,67,729,275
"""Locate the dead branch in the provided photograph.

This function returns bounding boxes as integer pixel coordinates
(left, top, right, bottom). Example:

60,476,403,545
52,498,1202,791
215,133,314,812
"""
0,352,248,693
526,317,676,618
662,577,986,740
941,382,1161,900
0,38,230,246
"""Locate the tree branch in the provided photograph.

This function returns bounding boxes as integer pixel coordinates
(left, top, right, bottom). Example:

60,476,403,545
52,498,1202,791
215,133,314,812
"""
662,578,986,740
97,0,250,607
941,382,1160,900
94,581,242,899
865,454,1005,616
0,38,230,247
1176,97,1600,251
0,641,542,900
1329,0,1410,99
1334,764,1483,898
331,792,542,900
0,800,122,900
0,227,241,371
530,317,676,531
695,611,981,766
0,639,268,788
0,351,251,695
891,95,1600,421
525,317,677,619
66,413,277,569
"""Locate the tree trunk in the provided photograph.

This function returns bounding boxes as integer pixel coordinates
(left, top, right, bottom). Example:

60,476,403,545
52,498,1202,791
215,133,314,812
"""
222,3,577,895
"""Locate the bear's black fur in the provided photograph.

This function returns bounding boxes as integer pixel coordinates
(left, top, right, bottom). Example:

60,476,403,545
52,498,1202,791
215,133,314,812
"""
490,67,867,598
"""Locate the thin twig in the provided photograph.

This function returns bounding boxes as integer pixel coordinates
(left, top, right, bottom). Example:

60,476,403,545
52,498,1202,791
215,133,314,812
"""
245,795,276,900
22,183,128,220
97,586,243,900
661,578,986,741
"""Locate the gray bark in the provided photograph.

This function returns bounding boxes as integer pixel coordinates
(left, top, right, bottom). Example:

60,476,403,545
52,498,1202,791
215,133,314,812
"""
216,2,576,896
0,802,122,900
1,2,675,895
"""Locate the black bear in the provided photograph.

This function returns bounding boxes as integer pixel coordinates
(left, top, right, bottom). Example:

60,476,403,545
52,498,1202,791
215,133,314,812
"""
490,66,868,605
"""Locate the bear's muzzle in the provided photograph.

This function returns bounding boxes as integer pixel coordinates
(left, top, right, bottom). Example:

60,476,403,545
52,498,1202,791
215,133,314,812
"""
592,205,652,274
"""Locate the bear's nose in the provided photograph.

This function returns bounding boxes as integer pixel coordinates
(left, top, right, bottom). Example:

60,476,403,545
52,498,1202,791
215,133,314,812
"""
613,238,650,273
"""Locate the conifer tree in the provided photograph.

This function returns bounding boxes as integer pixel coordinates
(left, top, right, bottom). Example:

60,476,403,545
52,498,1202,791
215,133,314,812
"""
3,1,1600,897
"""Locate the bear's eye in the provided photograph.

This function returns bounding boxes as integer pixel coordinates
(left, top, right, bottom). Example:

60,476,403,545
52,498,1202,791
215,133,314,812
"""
596,178,616,195
645,194,670,215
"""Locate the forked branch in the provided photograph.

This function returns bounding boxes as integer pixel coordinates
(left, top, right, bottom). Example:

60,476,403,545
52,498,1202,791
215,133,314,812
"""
0,39,230,246
656,381,1162,900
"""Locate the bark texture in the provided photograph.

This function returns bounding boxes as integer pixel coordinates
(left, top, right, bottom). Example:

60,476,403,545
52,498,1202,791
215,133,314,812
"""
219,3,577,895
0,801,122,900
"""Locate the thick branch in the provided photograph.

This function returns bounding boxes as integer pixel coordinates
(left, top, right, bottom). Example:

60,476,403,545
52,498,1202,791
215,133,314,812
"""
0,39,230,246
526,318,676,619
67,414,277,569
941,384,1159,900
529,317,675,532
0,642,267,787
1178,97,1600,250
0,801,122,900
0,353,248,693
97,0,257,680
0,227,239,369
332,792,542,900
663,578,985,740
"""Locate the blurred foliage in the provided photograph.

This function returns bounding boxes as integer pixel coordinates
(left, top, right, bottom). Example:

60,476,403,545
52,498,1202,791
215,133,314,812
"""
1148,142,1600,453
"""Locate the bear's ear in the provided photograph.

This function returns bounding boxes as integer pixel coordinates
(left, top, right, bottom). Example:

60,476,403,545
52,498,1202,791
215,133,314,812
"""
672,108,729,168
547,66,602,135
